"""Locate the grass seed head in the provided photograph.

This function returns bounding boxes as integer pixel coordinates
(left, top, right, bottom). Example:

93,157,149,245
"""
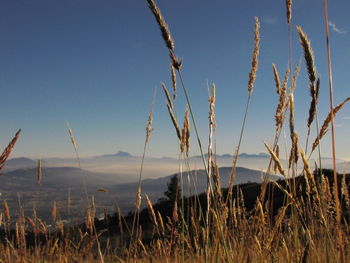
275,69,290,131
146,110,153,143
3,201,10,224
290,59,301,94
181,105,190,154
297,26,316,83
264,142,286,177
274,144,280,174
272,64,281,95
166,103,182,141
286,0,292,25
308,78,320,130
147,0,174,51
37,159,42,186
171,64,177,100
162,82,173,110
312,97,350,151
248,17,260,95
0,129,21,173
52,201,57,222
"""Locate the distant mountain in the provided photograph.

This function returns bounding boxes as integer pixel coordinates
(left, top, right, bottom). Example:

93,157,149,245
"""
191,153,269,159
2,157,36,172
110,166,280,200
239,153,269,158
97,151,134,158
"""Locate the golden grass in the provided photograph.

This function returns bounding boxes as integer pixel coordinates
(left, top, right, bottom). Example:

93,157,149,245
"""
0,129,21,173
312,97,350,152
1,0,350,262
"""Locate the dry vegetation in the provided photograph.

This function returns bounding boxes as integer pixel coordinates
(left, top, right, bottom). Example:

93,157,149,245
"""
1,0,350,262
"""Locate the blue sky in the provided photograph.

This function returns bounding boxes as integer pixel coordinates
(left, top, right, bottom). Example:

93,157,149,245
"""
1,0,350,160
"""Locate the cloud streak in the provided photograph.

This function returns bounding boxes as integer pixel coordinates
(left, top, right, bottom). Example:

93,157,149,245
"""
328,21,347,34
262,17,278,25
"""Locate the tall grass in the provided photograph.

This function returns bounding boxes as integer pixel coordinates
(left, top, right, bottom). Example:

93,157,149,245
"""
1,0,350,262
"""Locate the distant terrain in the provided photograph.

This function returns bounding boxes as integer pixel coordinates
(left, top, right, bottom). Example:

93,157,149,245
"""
0,163,278,222
4,151,346,178
1,151,347,223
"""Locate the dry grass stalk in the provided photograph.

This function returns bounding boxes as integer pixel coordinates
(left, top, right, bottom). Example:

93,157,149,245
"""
56,221,64,236
209,84,216,132
264,142,286,177
272,64,280,95
67,125,78,151
300,149,322,214
341,174,350,209
146,0,182,69
3,201,10,224
86,208,94,233
297,26,318,152
323,2,345,260
145,108,153,143
157,211,165,236
212,160,222,202
312,97,350,151
172,198,178,222
135,186,142,211
163,82,182,141
307,78,320,132
285,0,292,25
166,103,181,141
0,129,21,173
15,222,19,246
274,144,280,174
289,93,295,136
247,17,260,95
26,216,38,236
35,217,47,235
293,133,299,163
117,207,123,241
207,83,216,183
297,26,316,84
300,148,314,189
266,205,288,250
171,64,177,100
169,50,182,71
52,201,57,222
290,59,301,94
288,94,299,168
275,69,290,131
162,82,173,110
257,200,266,226
0,213,2,227
37,159,42,186
322,176,333,204
145,195,159,229
181,105,190,155
146,0,174,51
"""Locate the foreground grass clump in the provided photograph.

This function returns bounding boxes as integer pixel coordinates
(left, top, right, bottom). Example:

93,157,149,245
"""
1,0,350,262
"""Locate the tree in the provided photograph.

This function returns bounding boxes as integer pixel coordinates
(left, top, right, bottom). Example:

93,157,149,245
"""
159,174,181,203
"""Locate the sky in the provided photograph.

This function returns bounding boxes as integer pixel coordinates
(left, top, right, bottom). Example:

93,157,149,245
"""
0,0,350,161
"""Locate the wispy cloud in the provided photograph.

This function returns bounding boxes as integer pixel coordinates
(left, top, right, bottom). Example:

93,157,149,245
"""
335,124,344,128
262,17,278,25
328,21,347,34
343,116,350,120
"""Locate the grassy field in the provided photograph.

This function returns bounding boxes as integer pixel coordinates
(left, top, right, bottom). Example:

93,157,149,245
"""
1,0,350,262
